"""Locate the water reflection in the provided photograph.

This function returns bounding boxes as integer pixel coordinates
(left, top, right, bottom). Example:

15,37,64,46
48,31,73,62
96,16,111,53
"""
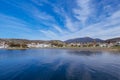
0,49,120,80
66,50,103,56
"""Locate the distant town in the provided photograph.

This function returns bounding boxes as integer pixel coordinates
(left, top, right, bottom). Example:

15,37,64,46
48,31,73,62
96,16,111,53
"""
0,37,120,49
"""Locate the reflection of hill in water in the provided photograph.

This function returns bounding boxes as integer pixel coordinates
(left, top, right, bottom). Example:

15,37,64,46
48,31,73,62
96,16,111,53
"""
67,50,103,56
67,50,120,56
0,49,120,80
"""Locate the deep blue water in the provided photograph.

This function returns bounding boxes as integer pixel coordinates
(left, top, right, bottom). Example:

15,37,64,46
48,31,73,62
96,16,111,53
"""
0,49,120,80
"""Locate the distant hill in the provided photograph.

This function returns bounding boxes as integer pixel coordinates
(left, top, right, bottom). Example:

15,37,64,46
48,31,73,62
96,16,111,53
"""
105,37,120,43
1,37,120,44
0,38,64,44
0,38,30,44
65,37,104,43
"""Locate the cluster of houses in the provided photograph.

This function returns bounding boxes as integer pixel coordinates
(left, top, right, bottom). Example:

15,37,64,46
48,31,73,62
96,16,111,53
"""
0,42,8,48
0,41,120,49
0,41,51,49
68,41,120,48
27,43,51,48
99,41,120,48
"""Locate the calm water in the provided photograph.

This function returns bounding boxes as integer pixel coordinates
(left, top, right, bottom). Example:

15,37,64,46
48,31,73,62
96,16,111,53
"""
0,49,120,80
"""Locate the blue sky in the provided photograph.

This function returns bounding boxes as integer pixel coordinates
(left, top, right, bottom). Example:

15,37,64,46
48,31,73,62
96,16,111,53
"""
0,0,120,40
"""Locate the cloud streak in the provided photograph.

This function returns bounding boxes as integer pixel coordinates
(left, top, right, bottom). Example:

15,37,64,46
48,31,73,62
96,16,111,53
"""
60,10,120,40
73,0,91,24
0,0,120,40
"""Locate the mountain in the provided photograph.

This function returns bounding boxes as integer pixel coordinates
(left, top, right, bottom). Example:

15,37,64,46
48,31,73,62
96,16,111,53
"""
105,37,120,43
65,37,104,43
0,38,64,44
1,37,120,44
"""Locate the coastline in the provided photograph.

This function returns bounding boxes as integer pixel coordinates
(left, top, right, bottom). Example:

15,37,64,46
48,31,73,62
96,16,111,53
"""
2,47,120,52
62,47,120,52
46,47,120,52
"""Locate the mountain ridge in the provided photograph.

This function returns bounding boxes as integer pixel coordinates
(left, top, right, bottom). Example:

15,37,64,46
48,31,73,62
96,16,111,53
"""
64,37,104,43
0,37,120,43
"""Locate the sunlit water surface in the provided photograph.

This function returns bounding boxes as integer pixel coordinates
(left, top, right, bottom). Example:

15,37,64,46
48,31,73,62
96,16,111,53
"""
0,49,120,80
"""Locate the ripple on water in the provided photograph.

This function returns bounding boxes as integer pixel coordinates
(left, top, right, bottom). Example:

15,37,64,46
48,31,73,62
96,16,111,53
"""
0,49,120,80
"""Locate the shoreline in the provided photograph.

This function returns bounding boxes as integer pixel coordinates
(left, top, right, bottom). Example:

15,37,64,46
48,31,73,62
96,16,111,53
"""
62,47,120,52
46,47,120,52
0,47,119,52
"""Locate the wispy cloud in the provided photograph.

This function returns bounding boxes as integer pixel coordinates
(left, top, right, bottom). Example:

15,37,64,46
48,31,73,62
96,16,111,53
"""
53,25,63,33
0,13,31,32
65,16,79,32
73,0,91,24
0,0,120,40
0,13,45,39
40,30,59,40
61,10,120,40
53,5,80,32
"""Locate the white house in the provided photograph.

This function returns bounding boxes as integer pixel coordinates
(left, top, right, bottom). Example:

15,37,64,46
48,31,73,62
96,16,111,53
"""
35,43,51,48
0,42,8,48
27,43,51,48
116,41,120,46
107,43,114,48
99,43,107,47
